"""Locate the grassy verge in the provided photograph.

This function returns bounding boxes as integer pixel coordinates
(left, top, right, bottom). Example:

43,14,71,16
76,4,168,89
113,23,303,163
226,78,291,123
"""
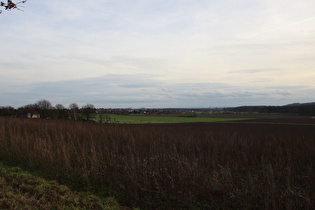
0,161,127,209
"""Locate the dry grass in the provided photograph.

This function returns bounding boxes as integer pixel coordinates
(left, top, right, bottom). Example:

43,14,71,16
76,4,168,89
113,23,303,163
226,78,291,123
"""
0,117,314,209
0,161,126,209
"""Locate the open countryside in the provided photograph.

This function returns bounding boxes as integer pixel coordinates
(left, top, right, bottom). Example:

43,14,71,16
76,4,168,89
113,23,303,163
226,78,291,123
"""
0,101,315,209
1,1,315,209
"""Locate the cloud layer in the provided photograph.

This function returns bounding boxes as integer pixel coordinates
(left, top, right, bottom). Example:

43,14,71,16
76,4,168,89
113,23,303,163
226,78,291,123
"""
1,0,315,108
1,74,314,108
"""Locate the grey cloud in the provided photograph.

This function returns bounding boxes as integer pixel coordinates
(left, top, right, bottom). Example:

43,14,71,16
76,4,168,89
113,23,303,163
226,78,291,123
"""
49,54,170,72
266,86,307,90
1,73,314,108
28,74,162,96
110,55,169,69
230,68,282,74
171,83,233,89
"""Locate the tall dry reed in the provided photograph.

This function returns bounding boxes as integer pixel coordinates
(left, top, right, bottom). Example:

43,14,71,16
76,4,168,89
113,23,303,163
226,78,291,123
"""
0,117,314,209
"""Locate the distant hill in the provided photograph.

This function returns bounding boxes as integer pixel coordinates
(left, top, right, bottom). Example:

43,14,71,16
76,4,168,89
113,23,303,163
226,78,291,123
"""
224,102,315,115
284,102,315,107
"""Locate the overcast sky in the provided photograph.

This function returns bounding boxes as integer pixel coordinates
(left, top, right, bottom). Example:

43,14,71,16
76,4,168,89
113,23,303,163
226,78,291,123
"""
1,0,315,108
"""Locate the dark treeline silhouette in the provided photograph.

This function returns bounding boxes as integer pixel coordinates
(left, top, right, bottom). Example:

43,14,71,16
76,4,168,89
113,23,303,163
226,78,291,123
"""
0,106,15,116
1,100,315,119
0,99,96,120
224,102,315,115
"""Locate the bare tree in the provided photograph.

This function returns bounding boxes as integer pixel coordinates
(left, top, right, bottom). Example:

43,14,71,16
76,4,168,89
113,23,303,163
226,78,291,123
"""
69,103,79,121
36,99,52,110
0,106,15,116
0,0,28,14
81,103,96,121
55,104,64,110
55,104,68,119
35,99,53,119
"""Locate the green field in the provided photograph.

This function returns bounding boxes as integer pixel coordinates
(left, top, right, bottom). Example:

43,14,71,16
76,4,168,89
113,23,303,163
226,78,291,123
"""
97,114,252,124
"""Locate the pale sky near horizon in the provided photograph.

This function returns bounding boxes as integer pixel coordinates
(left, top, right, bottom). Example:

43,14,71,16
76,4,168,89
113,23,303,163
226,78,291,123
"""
1,0,315,108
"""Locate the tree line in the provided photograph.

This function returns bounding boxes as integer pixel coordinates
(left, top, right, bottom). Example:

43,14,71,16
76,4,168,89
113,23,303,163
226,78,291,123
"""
224,102,315,115
0,100,97,121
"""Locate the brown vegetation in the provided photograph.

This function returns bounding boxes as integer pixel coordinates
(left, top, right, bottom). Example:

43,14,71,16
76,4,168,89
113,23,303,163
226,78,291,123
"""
0,162,123,209
0,117,314,209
